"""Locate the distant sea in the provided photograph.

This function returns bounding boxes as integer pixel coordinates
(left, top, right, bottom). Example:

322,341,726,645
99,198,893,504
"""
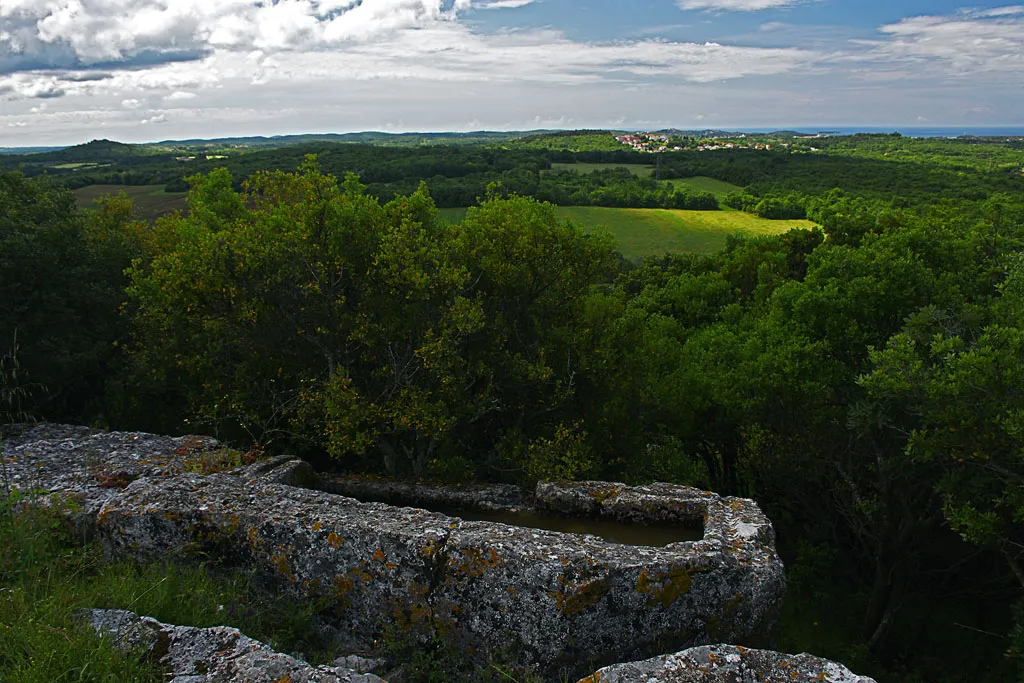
743,126,1024,138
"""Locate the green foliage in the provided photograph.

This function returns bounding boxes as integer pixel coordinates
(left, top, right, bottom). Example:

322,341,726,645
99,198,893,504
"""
126,160,617,477
0,334,32,424
0,172,132,423
508,131,627,153
0,498,161,681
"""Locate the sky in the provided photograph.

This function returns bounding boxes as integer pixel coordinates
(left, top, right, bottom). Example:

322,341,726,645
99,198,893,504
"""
0,0,1022,145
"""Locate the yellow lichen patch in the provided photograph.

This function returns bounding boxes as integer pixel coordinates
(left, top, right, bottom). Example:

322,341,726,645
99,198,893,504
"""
590,484,623,505
421,538,442,560
247,526,263,551
576,674,605,683
450,547,504,578
391,582,436,632
373,548,387,562
272,675,292,683
352,566,374,585
551,577,611,617
311,521,322,532
268,549,296,582
636,566,693,608
332,575,355,608
327,532,344,548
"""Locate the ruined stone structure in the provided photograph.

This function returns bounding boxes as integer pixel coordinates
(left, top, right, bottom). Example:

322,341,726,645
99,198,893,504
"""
1,424,869,682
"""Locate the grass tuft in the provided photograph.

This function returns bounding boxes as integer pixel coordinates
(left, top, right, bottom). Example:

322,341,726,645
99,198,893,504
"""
0,489,331,681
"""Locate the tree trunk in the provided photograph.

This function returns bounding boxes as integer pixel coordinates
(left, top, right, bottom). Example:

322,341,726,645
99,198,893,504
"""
380,440,399,477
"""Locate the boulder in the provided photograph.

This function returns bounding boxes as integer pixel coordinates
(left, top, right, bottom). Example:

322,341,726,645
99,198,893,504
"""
0,423,309,529
5,425,789,680
578,644,876,683
95,472,785,678
85,609,385,682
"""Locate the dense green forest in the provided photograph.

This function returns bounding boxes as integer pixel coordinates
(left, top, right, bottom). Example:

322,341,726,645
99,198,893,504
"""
3,131,1024,681
4,129,1020,213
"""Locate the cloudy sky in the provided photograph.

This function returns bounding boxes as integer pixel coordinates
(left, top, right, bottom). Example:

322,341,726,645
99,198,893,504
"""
1,0,1022,145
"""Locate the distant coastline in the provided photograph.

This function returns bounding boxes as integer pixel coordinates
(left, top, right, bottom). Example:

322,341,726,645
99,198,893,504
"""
741,126,1024,138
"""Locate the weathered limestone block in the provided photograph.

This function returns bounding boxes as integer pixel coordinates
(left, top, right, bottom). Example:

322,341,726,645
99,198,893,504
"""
320,474,525,511
6,425,788,679
95,473,785,679
1,423,221,522
96,473,454,641
434,482,784,674
0,423,307,527
578,644,876,683
85,609,385,682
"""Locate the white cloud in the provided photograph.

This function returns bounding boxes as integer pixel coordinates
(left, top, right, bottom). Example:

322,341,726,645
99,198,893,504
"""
0,0,817,91
677,0,819,11
0,20,818,100
0,0,496,69
1,0,1022,145
871,6,1024,75
480,0,536,8
976,5,1024,18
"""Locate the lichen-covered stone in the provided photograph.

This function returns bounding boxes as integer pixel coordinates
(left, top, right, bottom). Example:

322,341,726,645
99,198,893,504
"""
433,482,785,675
0,423,302,529
7,425,787,680
85,609,385,682
320,474,525,511
578,644,876,683
1,423,221,525
96,472,784,679
96,473,455,642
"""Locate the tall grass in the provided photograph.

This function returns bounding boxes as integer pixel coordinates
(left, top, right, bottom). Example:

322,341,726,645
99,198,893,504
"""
0,491,332,681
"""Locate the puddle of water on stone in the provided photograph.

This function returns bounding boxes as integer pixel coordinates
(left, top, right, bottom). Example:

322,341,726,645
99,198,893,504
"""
435,506,703,547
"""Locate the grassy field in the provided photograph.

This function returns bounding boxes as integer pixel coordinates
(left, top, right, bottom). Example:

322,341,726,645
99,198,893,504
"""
72,184,806,259
667,176,743,197
74,184,187,220
438,206,815,259
548,162,654,176
52,162,109,170
546,165,743,199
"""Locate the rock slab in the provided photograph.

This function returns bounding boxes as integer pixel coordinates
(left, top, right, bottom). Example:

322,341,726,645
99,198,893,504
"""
96,472,785,678
86,609,385,683
0,423,310,527
4,425,788,680
578,644,876,683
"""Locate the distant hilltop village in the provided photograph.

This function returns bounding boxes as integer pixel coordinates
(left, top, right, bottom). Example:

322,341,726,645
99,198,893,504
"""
616,131,785,153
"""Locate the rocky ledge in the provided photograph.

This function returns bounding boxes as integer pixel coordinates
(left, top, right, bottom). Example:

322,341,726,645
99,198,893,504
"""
85,609,384,682
1,425,816,680
577,644,877,682
0,423,312,527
